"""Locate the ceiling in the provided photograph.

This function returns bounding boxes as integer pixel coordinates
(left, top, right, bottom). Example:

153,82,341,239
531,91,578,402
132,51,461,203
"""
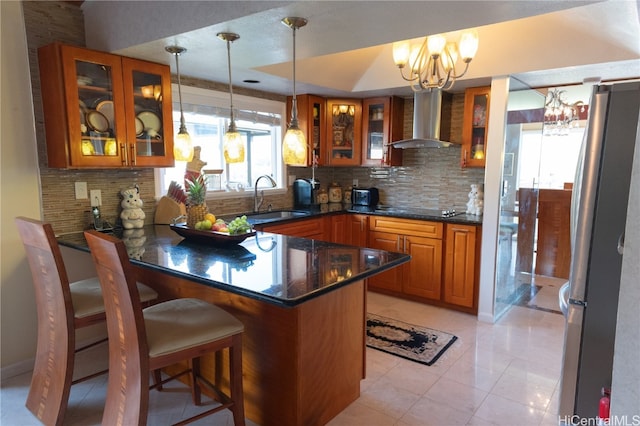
82,1,640,102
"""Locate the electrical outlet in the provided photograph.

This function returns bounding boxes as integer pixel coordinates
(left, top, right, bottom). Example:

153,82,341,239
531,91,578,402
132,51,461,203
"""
288,174,296,186
75,182,88,199
90,189,102,207
352,179,358,187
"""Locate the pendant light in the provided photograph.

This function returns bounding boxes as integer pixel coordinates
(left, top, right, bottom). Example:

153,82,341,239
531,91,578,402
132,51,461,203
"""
217,32,245,164
281,17,308,166
165,46,194,162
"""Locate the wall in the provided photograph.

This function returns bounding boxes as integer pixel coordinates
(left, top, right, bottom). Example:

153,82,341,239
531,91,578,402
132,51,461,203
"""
1,0,45,371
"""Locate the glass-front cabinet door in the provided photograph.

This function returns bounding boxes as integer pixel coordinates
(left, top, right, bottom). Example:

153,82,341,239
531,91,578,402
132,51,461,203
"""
361,96,403,167
122,58,174,167
461,86,491,168
325,98,361,166
362,98,387,166
61,46,126,167
38,43,174,168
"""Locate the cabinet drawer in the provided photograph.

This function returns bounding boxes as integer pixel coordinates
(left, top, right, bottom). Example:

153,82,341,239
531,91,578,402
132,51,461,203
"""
260,217,328,240
369,216,442,239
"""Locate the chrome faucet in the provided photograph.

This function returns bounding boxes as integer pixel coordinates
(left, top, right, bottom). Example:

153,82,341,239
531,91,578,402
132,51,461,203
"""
254,175,277,212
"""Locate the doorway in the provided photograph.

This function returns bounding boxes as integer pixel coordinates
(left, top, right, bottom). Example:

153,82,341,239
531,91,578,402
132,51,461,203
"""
494,78,590,319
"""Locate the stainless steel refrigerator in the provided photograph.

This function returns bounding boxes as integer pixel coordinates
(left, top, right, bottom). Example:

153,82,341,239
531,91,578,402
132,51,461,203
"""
559,81,640,419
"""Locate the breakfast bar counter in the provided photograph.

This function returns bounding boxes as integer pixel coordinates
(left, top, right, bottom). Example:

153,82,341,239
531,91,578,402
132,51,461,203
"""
58,225,409,425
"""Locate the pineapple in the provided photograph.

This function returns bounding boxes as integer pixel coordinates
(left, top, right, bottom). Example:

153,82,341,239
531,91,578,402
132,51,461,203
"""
185,175,209,228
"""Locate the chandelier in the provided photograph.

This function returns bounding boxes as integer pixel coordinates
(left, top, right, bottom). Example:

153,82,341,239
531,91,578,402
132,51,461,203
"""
544,89,585,136
392,29,479,91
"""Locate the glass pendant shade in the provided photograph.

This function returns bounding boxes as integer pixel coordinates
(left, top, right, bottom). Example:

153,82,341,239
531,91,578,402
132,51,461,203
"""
459,30,479,62
174,126,194,161
282,126,307,166
223,128,245,163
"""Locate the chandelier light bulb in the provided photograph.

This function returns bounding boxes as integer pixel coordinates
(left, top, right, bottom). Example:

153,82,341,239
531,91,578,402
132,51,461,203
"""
459,30,479,62
392,41,411,68
427,34,446,57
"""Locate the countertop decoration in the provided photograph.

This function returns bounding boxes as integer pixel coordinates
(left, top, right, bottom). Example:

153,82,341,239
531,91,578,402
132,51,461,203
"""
120,184,145,229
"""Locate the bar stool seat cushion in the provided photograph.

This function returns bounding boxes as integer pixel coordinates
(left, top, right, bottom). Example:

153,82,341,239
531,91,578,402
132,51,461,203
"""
71,277,158,319
144,298,244,358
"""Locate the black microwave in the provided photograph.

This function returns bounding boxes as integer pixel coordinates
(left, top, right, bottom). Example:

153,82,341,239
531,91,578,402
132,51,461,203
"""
351,188,379,206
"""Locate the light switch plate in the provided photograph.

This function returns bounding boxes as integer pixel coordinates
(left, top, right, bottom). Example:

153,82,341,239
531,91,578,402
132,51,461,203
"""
75,182,88,199
352,179,358,187
90,189,102,207
288,174,296,186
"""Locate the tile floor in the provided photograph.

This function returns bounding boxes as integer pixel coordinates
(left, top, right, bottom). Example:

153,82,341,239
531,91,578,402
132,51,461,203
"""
1,290,566,426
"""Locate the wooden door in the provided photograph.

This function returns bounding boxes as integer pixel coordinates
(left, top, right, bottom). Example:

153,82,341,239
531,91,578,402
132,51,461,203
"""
402,235,443,300
443,224,477,308
367,231,402,291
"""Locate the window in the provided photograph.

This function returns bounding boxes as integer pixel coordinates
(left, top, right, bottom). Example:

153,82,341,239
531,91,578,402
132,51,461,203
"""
155,85,285,198
518,125,585,189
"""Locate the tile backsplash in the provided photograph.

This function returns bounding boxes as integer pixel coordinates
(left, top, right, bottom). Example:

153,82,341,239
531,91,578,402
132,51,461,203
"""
24,1,485,234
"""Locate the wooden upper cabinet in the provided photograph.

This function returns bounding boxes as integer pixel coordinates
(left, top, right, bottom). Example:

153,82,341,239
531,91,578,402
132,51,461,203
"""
361,97,404,167
326,98,362,166
38,43,174,168
286,94,326,167
461,86,490,168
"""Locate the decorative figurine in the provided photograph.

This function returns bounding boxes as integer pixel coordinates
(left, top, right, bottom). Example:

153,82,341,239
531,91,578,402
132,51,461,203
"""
466,183,484,216
184,146,207,189
120,184,145,229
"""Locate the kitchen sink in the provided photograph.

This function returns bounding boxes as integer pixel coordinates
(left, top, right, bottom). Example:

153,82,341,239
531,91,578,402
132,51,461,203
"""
244,210,311,223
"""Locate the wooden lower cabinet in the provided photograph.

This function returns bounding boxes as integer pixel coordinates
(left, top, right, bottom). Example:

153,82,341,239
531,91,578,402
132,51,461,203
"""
368,216,480,312
367,231,403,292
261,214,480,312
367,217,443,300
331,214,368,246
403,235,442,300
259,217,329,241
443,223,479,309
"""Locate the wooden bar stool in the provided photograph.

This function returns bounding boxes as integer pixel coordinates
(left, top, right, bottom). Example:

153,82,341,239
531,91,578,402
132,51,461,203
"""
14,217,158,426
84,230,245,426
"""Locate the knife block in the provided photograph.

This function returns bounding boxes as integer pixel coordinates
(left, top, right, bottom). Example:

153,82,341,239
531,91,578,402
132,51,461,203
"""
154,196,187,224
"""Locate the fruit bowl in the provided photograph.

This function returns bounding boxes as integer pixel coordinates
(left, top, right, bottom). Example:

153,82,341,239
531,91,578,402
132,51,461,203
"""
170,223,256,247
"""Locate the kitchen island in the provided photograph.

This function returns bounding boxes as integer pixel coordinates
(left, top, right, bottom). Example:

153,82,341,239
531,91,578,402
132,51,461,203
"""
58,225,409,425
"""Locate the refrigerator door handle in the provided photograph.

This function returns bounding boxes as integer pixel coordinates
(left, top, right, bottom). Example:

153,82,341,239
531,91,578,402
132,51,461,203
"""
617,232,625,255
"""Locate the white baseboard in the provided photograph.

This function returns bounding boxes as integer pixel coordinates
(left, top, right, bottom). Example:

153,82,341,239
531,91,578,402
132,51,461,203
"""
1,357,34,381
477,312,496,324
1,334,107,381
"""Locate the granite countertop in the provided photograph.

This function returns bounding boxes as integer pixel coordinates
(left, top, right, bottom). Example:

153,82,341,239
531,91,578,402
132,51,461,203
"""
58,225,410,307
236,204,484,226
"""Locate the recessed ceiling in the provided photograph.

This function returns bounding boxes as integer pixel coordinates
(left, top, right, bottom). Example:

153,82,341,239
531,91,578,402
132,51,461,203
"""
82,0,640,97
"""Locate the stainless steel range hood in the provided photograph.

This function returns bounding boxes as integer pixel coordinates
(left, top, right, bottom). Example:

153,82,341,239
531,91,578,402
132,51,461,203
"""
390,89,454,149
